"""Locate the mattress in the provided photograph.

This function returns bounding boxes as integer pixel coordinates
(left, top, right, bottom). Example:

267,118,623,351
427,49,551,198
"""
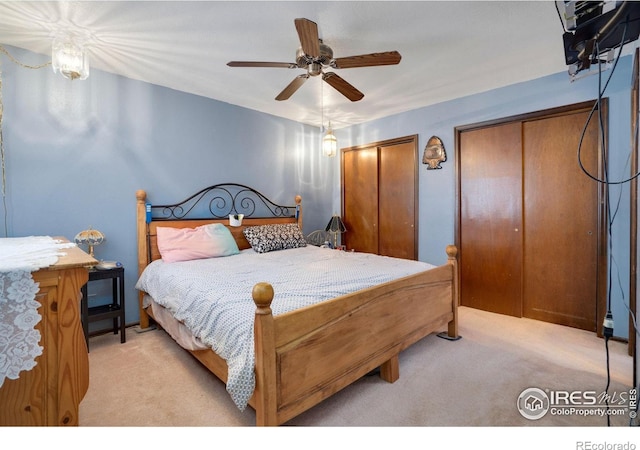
135,246,436,410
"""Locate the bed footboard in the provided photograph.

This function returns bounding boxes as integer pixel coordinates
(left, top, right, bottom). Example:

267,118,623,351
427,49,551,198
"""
252,245,459,426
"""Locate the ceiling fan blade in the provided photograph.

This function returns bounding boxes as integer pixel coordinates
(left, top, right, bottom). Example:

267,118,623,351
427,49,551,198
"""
276,74,309,101
294,18,320,58
332,51,402,69
227,61,298,69
322,72,364,102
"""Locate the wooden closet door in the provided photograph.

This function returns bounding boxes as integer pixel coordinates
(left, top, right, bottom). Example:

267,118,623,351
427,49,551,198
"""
342,135,418,258
343,146,379,254
378,141,417,259
459,122,523,317
458,102,604,331
523,111,599,330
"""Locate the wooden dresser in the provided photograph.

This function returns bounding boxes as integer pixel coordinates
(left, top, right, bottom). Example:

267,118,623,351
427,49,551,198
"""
0,243,96,426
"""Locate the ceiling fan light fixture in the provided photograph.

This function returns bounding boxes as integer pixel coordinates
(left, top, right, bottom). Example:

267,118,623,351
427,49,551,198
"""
322,122,337,157
308,62,322,76
52,34,89,80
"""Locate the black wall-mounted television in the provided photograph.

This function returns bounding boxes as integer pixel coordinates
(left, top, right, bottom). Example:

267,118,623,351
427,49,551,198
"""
562,1,640,72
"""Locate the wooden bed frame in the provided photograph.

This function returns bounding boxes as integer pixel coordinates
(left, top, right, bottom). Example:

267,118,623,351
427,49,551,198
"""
135,183,459,426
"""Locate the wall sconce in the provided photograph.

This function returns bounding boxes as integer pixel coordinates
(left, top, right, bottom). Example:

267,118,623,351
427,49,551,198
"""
422,135,447,169
322,122,337,157
52,34,90,80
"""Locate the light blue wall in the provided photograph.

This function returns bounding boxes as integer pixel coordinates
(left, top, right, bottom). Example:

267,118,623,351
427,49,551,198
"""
2,45,635,339
1,46,335,328
336,55,635,339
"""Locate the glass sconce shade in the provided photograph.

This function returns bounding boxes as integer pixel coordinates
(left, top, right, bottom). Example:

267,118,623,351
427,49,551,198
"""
52,35,90,80
322,124,337,157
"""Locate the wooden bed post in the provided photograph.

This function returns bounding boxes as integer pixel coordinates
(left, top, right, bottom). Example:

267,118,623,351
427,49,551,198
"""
252,282,278,426
294,195,303,230
136,190,151,329
446,245,459,339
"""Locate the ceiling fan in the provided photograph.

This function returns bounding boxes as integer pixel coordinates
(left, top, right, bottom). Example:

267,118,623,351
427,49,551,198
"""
227,18,402,102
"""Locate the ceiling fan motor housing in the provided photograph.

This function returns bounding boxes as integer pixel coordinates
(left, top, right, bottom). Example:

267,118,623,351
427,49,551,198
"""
296,39,333,76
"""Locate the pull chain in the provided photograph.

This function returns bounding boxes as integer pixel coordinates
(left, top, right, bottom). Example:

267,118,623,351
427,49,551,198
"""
321,76,324,133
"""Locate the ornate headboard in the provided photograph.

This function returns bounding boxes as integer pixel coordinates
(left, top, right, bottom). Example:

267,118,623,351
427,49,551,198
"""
136,183,302,273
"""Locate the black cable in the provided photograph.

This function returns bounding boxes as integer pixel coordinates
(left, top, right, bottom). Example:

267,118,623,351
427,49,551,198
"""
604,335,612,426
570,13,639,426
576,16,640,184
577,25,640,184
597,41,614,428
578,2,632,63
568,2,640,429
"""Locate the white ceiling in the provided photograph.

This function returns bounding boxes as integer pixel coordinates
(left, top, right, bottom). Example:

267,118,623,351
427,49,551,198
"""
0,1,572,129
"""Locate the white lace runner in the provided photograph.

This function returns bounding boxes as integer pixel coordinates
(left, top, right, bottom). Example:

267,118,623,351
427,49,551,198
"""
0,237,75,388
0,270,43,387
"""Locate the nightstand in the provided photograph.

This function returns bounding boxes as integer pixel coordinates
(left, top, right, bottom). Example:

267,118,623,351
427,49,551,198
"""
80,266,126,350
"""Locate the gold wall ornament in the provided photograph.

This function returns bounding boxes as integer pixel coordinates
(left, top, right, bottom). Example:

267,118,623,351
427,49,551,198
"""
422,135,447,170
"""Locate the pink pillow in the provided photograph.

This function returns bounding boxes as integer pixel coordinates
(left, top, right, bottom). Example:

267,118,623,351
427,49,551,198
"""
156,223,239,263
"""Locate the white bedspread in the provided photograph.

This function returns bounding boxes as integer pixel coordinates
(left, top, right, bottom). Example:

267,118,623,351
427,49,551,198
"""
135,246,435,410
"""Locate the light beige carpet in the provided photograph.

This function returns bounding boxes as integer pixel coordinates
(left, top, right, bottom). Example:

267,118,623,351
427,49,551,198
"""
78,306,635,429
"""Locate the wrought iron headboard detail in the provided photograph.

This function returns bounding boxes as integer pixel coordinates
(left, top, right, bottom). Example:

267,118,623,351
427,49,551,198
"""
147,183,299,222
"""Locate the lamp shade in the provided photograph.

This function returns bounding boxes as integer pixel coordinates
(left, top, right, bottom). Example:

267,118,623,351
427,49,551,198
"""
74,227,104,257
325,215,346,248
325,215,346,233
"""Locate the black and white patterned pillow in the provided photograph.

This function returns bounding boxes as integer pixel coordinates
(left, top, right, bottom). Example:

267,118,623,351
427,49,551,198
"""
243,223,307,253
